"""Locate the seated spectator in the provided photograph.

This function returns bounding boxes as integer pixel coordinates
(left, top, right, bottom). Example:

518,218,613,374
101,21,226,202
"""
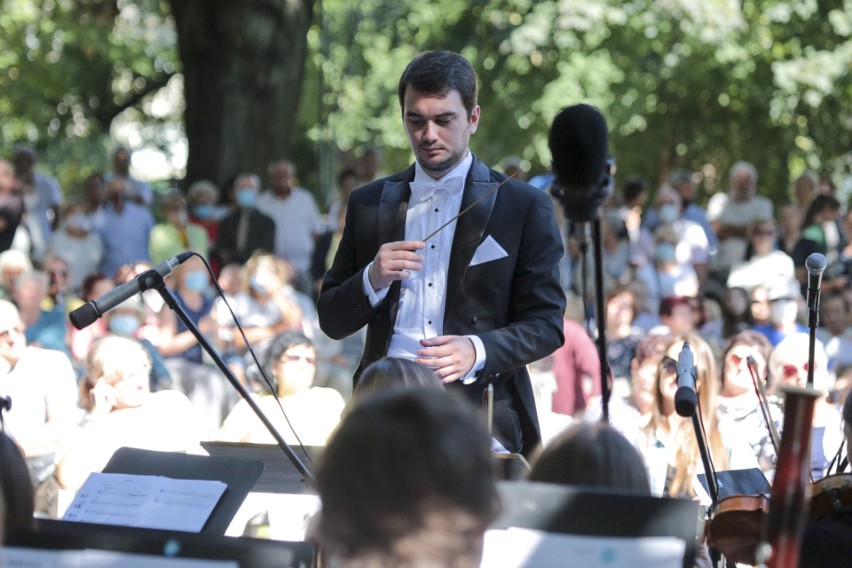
215,253,302,358
727,219,796,297
528,421,650,494
549,299,601,418
800,193,841,258
776,203,803,257
104,296,172,392
158,257,236,436
68,273,112,364
817,293,852,376
217,331,344,445
0,299,81,494
105,145,152,205
41,253,82,313
46,202,104,293
603,285,642,383
114,260,169,345
716,330,780,474
752,279,807,347
0,430,35,539
14,271,67,354
767,333,843,481
313,388,500,568
56,336,200,491
749,284,772,328
0,249,32,300
187,179,223,244
634,226,700,313
654,295,697,336
720,286,752,340
148,191,209,265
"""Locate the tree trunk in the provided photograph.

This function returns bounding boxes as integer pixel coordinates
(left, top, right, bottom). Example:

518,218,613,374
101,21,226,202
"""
169,0,314,191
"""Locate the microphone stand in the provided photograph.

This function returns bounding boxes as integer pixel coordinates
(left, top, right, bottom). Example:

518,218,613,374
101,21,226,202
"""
591,218,611,422
140,269,314,485
806,285,820,389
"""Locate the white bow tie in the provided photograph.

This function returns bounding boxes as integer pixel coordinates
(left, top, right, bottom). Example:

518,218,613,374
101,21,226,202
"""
409,176,465,202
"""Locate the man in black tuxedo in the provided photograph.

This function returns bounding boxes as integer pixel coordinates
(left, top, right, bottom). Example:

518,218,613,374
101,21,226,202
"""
317,51,565,456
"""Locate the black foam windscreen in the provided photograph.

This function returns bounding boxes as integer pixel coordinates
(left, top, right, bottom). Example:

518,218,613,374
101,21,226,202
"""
548,103,609,190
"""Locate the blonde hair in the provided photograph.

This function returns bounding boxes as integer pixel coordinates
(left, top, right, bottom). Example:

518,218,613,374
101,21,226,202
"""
81,336,151,411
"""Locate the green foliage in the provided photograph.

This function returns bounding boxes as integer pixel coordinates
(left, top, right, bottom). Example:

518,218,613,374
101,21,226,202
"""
304,0,852,205
0,0,178,190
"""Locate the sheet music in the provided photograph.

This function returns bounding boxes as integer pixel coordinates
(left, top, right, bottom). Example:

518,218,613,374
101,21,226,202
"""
63,473,227,533
2,547,239,567
480,527,686,568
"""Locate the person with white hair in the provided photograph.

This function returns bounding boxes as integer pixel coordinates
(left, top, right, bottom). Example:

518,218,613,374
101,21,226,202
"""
767,332,844,480
706,161,773,278
55,335,201,491
0,249,32,300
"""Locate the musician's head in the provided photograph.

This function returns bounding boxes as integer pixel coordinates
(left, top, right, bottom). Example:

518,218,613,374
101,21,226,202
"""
354,357,443,403
315,388,499,568
768,333,830,392
842,390,851,450
528,421,650,494
720,330,773,398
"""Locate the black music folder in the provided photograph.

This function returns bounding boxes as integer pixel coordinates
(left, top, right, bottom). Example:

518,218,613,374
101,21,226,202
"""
200,441,318,494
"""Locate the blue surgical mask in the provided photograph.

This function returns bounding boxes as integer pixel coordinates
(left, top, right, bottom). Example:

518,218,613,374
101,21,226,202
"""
655,242,677,264
236,188,257,208
109,314,141,336
184,270,209,292
658,203,679,224
192,204,215,220
249,276,267,295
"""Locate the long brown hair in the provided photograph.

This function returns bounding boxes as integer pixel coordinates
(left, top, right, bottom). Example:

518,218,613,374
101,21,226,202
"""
646,332,729,497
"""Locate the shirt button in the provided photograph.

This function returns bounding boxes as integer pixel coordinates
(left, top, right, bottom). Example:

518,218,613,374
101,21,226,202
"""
434,208,439,212
431,244,436,249
428,282,433,287
471,316,478,324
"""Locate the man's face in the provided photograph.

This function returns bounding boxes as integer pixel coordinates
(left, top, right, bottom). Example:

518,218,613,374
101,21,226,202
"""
731,169,754,200
402,87,479,179
270,164,295,192
113,149,131,174
0,303,26,366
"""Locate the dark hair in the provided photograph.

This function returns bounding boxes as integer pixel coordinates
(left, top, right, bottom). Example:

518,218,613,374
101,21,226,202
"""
259,331,313,393
355,357,443,401
802,193,841,227
0,431,34,536
659,295,693,318
633,333,674,365
336,167,357,187
528,422,651,494
843,390,852,425
80,272,110,302
397,51,478,118
315,388,499,560
621,176,647,205
606,285,637,323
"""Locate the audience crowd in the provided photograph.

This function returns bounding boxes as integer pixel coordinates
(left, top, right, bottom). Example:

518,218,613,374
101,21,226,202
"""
1,143,851,563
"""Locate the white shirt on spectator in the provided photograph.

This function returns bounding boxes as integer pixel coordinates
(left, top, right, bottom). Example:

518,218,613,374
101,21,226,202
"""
706,192,773,270
256,187,322,273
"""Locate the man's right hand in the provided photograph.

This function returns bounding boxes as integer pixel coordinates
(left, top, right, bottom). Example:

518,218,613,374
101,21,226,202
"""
368,240,425,291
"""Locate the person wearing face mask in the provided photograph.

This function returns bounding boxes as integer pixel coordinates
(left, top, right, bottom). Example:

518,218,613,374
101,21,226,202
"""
91,177,155,277
752,279,808,347
149,191,209,266
157,258,237,436
105,296,172,392
215,174,276,267
187,180,223,245
633,186,710,285
633,226,699,315
46,202,103,293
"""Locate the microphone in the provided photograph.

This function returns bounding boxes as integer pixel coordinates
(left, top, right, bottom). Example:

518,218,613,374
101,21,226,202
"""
674,341,697,417
548,103,613,223
805,252,826,305
69,251,194,330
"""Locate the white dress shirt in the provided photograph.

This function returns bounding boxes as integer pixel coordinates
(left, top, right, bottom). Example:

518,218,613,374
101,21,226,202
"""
362,152,485,381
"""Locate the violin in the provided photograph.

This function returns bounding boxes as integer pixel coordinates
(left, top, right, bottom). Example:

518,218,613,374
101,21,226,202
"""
706,494,770,565
810,473,852,518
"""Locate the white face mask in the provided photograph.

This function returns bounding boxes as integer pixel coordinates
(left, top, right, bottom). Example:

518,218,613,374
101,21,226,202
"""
658,203,679,224
770,299,798,326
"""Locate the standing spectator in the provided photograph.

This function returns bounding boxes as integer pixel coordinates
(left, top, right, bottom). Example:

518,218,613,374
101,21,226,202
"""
257,159,322,296
148,191,209,265
11,145,62,262
81,173,106,218
105,145,152,205
776,202,803,257
817,293,852,375
324,167,358,234
0,159,23,253
707,161,773,280
46,202,104,293
216,174,276,266
792,171,820,209
356,146,384,185
92,177,154,277
187,180,222,245
0,299,81,494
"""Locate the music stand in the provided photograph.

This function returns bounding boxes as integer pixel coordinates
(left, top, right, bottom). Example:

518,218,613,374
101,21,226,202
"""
200,441,319,495
100,447,264,535
493,480,699,568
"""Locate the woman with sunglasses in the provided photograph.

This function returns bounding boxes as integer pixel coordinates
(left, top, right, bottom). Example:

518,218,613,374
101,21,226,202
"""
767,333,844,481
217,330,344,446
716,330,781,475
636,332,730,499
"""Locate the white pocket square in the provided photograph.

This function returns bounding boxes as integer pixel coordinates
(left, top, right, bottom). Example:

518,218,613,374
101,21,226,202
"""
470,235,508,267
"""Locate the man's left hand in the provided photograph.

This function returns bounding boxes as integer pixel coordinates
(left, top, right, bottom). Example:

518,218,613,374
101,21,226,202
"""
416,335,476,384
